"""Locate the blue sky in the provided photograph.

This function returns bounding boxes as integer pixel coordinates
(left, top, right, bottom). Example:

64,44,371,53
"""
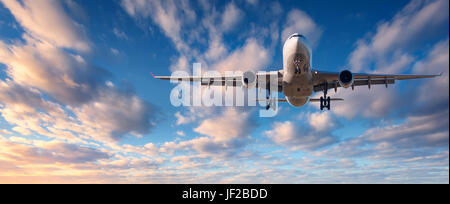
0,0,448,183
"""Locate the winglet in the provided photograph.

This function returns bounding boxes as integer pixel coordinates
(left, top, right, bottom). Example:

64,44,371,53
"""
150,72,156,79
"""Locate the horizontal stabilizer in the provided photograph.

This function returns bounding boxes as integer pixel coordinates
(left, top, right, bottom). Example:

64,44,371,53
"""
309,98,344,102
256,98,287,102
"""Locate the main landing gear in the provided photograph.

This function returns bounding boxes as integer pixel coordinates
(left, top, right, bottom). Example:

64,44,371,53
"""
265,91,276,110
320,96,331,110
320,83,331,110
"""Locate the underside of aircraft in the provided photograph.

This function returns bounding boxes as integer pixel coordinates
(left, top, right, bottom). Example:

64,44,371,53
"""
153,33,441,111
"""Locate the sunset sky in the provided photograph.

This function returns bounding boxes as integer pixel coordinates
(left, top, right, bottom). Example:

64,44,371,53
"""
0,0,448,183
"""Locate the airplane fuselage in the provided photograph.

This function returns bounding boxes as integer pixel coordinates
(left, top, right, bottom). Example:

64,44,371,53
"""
282,33,313,107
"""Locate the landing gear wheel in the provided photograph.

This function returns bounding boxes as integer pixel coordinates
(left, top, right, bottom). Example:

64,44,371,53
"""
320,96,324,110
326,96,331,110
266,91,272,110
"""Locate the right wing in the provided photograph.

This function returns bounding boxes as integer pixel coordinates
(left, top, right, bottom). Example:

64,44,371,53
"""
313,71,442,92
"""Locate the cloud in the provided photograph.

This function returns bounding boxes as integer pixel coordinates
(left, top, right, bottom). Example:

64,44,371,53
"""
327,0,449,120
0,0,90,52
113,28,128,40
111,48,120,56
363,111,449,149
0,129,12,135
0,0,158,143
328,38,449,119
265,118,336,151
349,0,449,72
246,0,259,6
194,108,256,141
0,79,60,113
324,85,399,119
203,36,228,62
212,38,270,73
411,39,449,115
308,112,336,132
0,39,156,142
281,9,322,45
121,0,191,53
221,2,243,32
163,108,257,158
176,131,185,137
0,139,110,164
121,0,272,74
316,111,448,164
0,136,169,183
0,37,108,106
71,86,156,141
174,112,190,125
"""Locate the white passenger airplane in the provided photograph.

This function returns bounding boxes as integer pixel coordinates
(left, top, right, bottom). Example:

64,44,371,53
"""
153,33,440,110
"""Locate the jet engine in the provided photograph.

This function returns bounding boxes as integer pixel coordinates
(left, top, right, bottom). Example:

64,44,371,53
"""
242,70,257,88
338,70,354,88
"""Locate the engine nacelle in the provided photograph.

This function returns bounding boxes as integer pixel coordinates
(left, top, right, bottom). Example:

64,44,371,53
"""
242,70,257,88
338,70,354,88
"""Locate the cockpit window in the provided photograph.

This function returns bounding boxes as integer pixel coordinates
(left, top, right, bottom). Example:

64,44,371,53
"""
289,33,305,39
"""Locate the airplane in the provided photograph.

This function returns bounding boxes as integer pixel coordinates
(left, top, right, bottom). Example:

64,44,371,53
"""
152,33,441,110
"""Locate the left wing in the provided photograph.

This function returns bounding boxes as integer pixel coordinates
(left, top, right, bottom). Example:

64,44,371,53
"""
151,70,284,91
312,71,441,92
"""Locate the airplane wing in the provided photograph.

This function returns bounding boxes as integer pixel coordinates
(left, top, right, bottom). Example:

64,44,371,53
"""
312,70,442,92
152,70,284,91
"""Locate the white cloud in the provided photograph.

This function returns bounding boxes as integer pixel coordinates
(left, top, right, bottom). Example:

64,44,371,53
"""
324,85,399,119
12,126,32,136
70,87,156,142
329,39,448,119
281,9,322,46
0,0,90,52
371,0,448,54
0,0,158,143
113,28,128,40
170,54,190,72
111,48,120,56
203,37,228,61
0,139,110,164
176,131,185,137
0,36,106,105
308,112,335,132
221,2,243,32
316,110,449,163
349,0,449,72
412,39,449,110
212,38,270,73
331,0,449,119
194,108,255,141
163,108,257,158
265,120,336,151
121,0,190,53
363,112,449,148
0,129,12,135
246,0,259,6
175,111,195,125
121,0,273,74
